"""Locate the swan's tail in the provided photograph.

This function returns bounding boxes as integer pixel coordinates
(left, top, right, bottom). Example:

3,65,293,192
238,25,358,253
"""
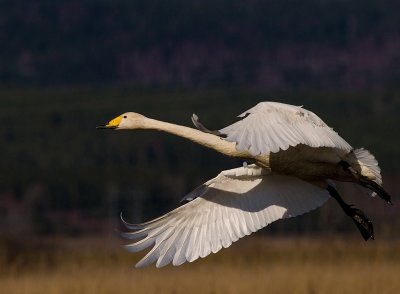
353,148,382,185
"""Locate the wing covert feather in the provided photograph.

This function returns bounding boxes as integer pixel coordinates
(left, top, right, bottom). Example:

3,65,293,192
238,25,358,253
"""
219,102,352,155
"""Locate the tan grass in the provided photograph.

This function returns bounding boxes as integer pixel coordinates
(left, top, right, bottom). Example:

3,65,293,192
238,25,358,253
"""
0,236,399,294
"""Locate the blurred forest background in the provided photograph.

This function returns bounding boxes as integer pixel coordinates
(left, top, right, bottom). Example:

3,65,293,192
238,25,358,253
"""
0,1,400,292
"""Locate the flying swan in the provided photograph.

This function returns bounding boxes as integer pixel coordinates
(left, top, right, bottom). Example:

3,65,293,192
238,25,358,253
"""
98,101,392,268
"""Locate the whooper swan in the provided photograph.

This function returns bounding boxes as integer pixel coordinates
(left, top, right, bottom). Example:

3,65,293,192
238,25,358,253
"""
98,101,392,268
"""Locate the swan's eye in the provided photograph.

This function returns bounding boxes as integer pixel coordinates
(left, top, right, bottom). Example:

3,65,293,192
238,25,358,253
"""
123,115,127,119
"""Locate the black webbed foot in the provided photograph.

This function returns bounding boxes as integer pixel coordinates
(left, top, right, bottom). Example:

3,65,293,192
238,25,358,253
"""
327,185,374,241
345,205,374,241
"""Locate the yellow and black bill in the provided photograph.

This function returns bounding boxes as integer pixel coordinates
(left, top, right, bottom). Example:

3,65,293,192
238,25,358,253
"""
96,115,122,129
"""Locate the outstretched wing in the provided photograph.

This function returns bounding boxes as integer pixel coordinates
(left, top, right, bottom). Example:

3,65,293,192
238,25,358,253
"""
218,102,352,155
121,165,330,268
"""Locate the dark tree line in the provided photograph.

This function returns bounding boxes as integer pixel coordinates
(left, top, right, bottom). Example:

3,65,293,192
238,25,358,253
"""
1,0,400,89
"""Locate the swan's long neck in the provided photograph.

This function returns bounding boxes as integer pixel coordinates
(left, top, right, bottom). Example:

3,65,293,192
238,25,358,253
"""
142,117,246,158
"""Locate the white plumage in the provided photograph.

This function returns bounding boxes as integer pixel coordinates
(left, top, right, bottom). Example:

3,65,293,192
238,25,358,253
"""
122,165,329,268
98,101,389,268
219,102,352,155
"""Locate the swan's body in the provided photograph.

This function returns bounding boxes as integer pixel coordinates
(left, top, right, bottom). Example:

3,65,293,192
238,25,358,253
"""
99,101,391,268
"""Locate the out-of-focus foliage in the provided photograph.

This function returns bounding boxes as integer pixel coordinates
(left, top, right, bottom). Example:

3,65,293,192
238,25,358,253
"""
1,237,400,293
1,0,400,89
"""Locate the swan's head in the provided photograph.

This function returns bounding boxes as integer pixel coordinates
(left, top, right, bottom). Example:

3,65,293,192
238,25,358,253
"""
97,112,147,130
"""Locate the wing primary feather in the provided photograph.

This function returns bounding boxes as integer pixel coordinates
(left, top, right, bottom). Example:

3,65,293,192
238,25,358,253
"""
220,202,233,248
135,227,175,268
156,225,185,268
125,237,155,253
172,228,191,266
172,214,199,266
119,228,149,240
197,206,211,259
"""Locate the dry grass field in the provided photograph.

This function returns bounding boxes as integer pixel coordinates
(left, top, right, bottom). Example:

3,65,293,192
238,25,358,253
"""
0,236,399,294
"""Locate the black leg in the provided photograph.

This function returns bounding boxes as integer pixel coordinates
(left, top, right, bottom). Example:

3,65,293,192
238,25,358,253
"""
327,185,374,241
